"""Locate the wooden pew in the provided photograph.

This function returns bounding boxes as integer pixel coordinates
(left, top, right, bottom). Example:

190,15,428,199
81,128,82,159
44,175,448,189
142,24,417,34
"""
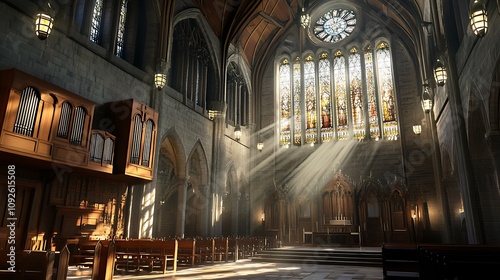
381,243,419,279
196,238,215,263
0,250,55,280
114,239,177,273
177,239,201,266
214,237,229,262
417,244,500,280
70,239,98,267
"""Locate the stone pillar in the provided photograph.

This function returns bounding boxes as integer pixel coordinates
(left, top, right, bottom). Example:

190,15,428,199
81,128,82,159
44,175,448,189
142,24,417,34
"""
199,184,210,236
208,101,227,236
231,193,240,236
486,131,500,190
442,0,484,244
176,179,188,238
426,111,452,243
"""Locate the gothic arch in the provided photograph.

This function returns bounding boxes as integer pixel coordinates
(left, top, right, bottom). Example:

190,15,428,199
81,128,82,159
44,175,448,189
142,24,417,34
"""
154,127,187,238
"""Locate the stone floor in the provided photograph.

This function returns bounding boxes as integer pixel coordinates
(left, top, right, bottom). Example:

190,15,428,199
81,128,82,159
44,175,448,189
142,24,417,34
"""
67,246,383,280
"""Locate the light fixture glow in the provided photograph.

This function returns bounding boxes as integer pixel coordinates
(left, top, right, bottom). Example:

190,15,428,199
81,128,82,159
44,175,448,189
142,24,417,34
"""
257,142,264,152
434,59,447,86
470,0,488,37
422,84,433,113
300,8,310,29
35,13,54,40
413,125,422,135
154,73,167,90
234,125,242,141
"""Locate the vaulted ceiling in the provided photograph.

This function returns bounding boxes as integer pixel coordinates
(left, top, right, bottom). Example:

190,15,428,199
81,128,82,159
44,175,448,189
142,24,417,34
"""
190,0,427,73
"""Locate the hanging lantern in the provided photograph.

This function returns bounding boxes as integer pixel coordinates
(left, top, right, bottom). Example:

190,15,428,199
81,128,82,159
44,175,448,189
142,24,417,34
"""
421,84,433,113
35,13,54,40
234,125,242,141
470,0,488,37
413,125,422,135
434,59,447,87
154,73,167,90
300,7,310,29
257,141,264,152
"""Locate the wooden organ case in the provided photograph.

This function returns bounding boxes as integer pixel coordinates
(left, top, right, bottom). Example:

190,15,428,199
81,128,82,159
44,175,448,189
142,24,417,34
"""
97,99,158,182
0,68,99,169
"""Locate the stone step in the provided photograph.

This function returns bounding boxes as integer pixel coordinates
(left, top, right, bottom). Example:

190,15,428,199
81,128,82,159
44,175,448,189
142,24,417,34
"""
251,247,383,267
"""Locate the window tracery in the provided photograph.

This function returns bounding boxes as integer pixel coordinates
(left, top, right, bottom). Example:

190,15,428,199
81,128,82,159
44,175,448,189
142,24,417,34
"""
277,41,398,146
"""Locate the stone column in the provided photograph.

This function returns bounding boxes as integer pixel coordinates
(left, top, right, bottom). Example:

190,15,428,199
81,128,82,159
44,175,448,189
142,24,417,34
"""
199,184,210,236
442,0,484,243
176,179,188,238
486,131,500,190
426,111,452,243
209,101,227,236
231,193,240,236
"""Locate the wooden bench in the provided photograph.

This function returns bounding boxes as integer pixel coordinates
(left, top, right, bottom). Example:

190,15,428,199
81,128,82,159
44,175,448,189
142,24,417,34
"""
196,238,215,263
381,243,419,279
214,237,229,261
114,239,177,273
177,239,201,266
70,239,98,267
0,250,55,280
417,244,500,280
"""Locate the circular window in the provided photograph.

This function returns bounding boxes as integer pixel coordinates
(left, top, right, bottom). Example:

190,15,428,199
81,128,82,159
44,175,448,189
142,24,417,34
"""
313,9,356,43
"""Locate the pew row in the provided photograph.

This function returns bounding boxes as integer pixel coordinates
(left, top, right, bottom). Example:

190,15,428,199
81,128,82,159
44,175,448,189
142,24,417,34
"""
114,239,178,273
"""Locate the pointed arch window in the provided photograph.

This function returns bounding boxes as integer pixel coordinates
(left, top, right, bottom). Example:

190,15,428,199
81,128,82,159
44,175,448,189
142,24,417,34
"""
279,59,291,146
115,0,128,57
376,42,398,140
334,51,348,140
293,57,302,145
349,48,365,140
319,52,333,142
277,40,398,146
364,47,380,140
304,55,317,144
90,0,104,44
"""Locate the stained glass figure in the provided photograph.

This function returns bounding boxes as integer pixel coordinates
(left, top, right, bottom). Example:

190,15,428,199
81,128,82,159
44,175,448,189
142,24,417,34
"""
334,51,349,140
116,0,128,57
349,48,365,140
304,55,317,144
279,59,291,146
376,42,398,140
293,57,302,145
90,0,104,43
364,48,380,140
319,53,333,142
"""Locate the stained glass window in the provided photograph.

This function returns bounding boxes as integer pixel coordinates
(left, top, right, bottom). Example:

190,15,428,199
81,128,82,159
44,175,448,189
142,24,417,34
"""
90,0,104,43
116,0,128,57
376,42,398,140
304,55,317,144
277,42,398,146
349,48,365,140
279,59,291,146
319,53,333,142
334,51,349,140
314,9,356,44
293,57,302,145
364,48,380,140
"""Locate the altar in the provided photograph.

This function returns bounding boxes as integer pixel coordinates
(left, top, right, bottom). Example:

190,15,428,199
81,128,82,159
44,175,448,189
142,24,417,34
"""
312,219,360,246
